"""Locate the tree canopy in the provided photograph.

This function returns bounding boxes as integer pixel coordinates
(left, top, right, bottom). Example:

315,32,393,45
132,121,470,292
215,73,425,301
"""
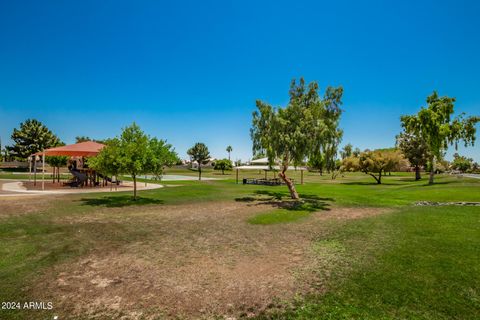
187,142,210,180
401,92,479,184
343,149,402,184
214,158,232,174
226,145,233,160
147,138,179,179
9,119,60,159
90,123,177,199
451,153,474,173
396,132,429,180
340,143,353,160
251,78,343,199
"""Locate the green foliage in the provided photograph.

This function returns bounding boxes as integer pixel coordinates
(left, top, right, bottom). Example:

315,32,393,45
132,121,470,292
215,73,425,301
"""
344,149,402,184
213,158,232,174
147,138,178,179
451,153,473,173
401,91,479,184
251,77,344,199
226,145,233,160
9,119,60,159
187,142,210,180
88,138,122,178
340,143,353,159
75,136,105,144
45,156,68,168
396,132,429,180
90,123,177,199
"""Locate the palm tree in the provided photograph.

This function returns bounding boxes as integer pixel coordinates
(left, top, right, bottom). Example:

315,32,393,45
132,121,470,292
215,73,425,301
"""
226,145,233,160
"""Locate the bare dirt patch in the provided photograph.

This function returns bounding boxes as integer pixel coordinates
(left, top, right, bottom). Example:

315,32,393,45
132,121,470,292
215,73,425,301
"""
29,201,386,319
0,195,55,219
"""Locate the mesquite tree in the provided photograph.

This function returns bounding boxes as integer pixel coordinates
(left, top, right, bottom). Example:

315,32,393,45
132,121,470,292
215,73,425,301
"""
401,92,479,184
251,78,343,199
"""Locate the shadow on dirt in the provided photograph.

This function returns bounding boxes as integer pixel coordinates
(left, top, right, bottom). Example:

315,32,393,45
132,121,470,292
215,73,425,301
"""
235,190,333,212
79,196,164,208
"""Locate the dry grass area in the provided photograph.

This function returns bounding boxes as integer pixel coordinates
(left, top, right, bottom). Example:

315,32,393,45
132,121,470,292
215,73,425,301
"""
2,195,385,319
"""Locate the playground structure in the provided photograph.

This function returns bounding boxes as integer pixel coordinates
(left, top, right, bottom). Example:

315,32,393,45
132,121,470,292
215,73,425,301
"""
30,141,119,190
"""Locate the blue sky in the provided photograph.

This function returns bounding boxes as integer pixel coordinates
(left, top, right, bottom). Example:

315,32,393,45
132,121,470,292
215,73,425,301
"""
1,0,479,161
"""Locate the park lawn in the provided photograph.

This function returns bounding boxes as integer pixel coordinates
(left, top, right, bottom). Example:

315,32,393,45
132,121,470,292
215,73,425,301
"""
0,172,479,319
263,205,480,320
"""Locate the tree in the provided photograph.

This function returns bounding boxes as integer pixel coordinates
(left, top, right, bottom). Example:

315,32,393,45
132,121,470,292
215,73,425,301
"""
147,138,178,179
307,153,326,175
396,132,428,180
401,92,479,184
340,143,353,159
344,150,401,184
91,123,149,200
226,145,233,160
76,136,105,144
451,153,473,173
214,158,232,174
76,136,92,143
187,142,210,180
89,138,122,190
251,78,344,199
9,119,60,159
352,147,361,157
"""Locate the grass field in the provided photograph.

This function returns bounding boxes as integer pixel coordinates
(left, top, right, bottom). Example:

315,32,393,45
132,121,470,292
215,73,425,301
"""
0,171,479,319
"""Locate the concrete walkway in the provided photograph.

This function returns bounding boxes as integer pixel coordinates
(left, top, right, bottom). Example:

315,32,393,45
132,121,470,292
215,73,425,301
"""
0,179,163,197
461,174,480,179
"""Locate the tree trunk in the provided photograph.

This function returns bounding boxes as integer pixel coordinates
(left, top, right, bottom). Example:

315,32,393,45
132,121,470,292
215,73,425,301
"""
133,174,137,200
368,171,382,184
429,157,435,185
52,167,55,183
198,165,202,180
278,165,299,199
414,165,421,180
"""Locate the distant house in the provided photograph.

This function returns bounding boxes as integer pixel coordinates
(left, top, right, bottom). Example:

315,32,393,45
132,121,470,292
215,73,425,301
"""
189,157,217,169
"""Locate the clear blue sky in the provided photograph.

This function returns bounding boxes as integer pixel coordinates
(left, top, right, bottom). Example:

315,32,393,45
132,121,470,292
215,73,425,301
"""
1,0,479,161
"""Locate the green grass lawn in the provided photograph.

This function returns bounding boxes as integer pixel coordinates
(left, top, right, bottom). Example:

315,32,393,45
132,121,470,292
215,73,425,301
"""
0,171,479,319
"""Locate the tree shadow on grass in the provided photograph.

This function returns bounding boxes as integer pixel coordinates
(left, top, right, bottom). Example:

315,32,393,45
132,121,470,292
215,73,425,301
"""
79,196,164,208
235,190,333,212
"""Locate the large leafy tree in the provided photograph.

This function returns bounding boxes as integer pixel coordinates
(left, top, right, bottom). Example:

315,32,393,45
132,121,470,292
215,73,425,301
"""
401,92,479,184
251,78,344,199
9,119,60,159
396,132,429,180
187,142,210,180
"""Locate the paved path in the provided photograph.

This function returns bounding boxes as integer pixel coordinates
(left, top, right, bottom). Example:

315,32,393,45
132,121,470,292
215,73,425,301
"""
461,174,480,179
0,179,163,197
